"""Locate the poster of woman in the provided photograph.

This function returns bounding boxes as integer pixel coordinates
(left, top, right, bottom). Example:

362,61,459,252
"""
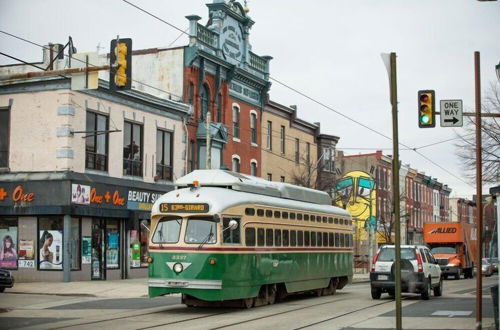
39,230,63,270
0,231,18,269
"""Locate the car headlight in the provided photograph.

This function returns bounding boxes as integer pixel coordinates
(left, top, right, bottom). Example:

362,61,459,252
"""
173,263,184,274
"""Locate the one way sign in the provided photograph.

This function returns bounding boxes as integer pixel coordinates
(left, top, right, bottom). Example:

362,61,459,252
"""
440,100,463,127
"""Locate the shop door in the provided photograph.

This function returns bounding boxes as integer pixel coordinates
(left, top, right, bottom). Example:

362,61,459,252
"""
91,219,106,280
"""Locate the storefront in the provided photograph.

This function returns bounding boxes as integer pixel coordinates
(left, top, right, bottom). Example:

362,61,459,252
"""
0,171,172,282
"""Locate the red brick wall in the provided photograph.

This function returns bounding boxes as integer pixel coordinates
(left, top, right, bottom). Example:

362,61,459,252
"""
183,66,261,176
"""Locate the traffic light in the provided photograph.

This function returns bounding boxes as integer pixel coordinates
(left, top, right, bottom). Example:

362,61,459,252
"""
110,38,132,90
418,90,435,128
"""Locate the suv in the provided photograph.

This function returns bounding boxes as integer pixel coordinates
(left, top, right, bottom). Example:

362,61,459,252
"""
370,245,442,300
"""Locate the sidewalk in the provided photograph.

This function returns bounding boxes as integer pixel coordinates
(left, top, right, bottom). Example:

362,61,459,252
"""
8,274,370,299
7,278,149,298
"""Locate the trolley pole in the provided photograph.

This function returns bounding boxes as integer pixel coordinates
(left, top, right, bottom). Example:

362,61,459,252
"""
474,51,483,330
389,52,402,330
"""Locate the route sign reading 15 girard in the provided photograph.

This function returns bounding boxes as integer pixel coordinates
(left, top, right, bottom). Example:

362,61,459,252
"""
440,100,463,127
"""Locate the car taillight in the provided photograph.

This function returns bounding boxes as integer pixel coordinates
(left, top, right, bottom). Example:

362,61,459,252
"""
416,252,424,273
371,250,381,272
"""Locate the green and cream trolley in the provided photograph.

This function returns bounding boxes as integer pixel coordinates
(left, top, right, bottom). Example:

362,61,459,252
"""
148,170,353,307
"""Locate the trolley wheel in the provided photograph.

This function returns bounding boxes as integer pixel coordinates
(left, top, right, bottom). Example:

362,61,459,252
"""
267,284,277,305
242,297,254,309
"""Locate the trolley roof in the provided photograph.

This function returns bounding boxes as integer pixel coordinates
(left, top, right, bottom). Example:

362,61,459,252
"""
152,186,350,217
175,170,332,205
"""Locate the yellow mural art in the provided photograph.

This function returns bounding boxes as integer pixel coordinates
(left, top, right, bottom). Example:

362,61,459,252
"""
335,171,376,241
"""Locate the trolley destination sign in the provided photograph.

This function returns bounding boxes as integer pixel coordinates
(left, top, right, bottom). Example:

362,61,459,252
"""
159,203,209,213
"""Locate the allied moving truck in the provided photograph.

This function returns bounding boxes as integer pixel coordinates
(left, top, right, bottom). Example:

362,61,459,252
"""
423,222,477,279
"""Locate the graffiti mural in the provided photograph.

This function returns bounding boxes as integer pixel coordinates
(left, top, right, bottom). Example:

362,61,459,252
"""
335,171,376,240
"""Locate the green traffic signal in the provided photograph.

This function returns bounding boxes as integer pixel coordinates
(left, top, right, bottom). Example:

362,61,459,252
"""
418,90,435,128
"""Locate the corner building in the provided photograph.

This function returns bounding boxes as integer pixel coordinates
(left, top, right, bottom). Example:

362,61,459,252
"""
133,1,271,175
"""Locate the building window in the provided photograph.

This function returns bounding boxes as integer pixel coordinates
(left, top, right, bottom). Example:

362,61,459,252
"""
130,219,149,268
280,176,285,182
233,105,240,139
232,156,240,173
267,173,272,181
280,125,285,154
250,161,257,176
250,112,257,144
0,107,10,168
86,112,108,171
106,219,120,269
201,84,210,121
188,83,194,104
295,138,300,163
0,217,18,269
38,217,64,270
322,147,333,172
156,130,173,181
267,121,272,150
217,93,222,122
123,121,143,177
306,142,310,164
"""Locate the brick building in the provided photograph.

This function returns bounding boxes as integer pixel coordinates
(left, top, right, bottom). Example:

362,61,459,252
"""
131,1,271,175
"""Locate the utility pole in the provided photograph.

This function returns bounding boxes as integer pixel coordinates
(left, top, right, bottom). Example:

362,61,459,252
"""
474,51,483,330
206,111,211,170
389,52,402,330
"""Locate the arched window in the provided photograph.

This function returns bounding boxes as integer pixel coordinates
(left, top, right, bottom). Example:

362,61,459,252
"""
250,160,257,176
201,84,210,121
232,155,240,173
232,104,240,139
250,111,257,144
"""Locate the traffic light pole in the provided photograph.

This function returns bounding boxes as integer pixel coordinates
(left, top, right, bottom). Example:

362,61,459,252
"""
389,52,402,330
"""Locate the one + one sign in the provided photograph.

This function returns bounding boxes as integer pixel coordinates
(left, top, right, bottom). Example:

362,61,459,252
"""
440,100,463,127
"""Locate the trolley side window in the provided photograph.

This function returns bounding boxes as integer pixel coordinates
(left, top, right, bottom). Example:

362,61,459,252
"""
245,208,255,216
275,229,282,247
290,230,297,246
311,231,316,246
329,233,334,247
257,228,265,246
317,232,322,246
282,230,289,247
334,233,340,247
266,229,274,246
257,209,265,217
185,218,217,244
297,213,303,221
152,216,182,244
245,228,256,246
222,218,241,244
323,232,328,246
298,231,304,246
304,231,310,246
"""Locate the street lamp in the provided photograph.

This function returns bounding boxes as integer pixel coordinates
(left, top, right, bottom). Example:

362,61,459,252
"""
496,61,500,81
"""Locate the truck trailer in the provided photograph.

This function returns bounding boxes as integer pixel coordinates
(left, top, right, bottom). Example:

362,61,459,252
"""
423,222,477,279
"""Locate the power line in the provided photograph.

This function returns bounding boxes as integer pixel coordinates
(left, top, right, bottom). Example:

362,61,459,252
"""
0,30,186,102
119,1,474,188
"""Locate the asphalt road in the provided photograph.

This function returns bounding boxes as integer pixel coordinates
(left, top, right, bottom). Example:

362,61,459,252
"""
0,275,497,330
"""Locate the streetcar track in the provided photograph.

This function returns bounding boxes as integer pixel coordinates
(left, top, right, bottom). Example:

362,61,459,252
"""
294,299,397,329
208,297,351,330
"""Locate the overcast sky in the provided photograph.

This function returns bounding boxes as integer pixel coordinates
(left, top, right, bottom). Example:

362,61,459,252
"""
1,0,499,198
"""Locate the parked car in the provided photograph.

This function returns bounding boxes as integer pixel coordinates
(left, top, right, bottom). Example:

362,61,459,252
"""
0,268,15,292
482,258,493,277
370,245,442,300
488,257,498,273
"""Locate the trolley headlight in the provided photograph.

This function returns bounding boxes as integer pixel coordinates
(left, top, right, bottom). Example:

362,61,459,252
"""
173,262,184,274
